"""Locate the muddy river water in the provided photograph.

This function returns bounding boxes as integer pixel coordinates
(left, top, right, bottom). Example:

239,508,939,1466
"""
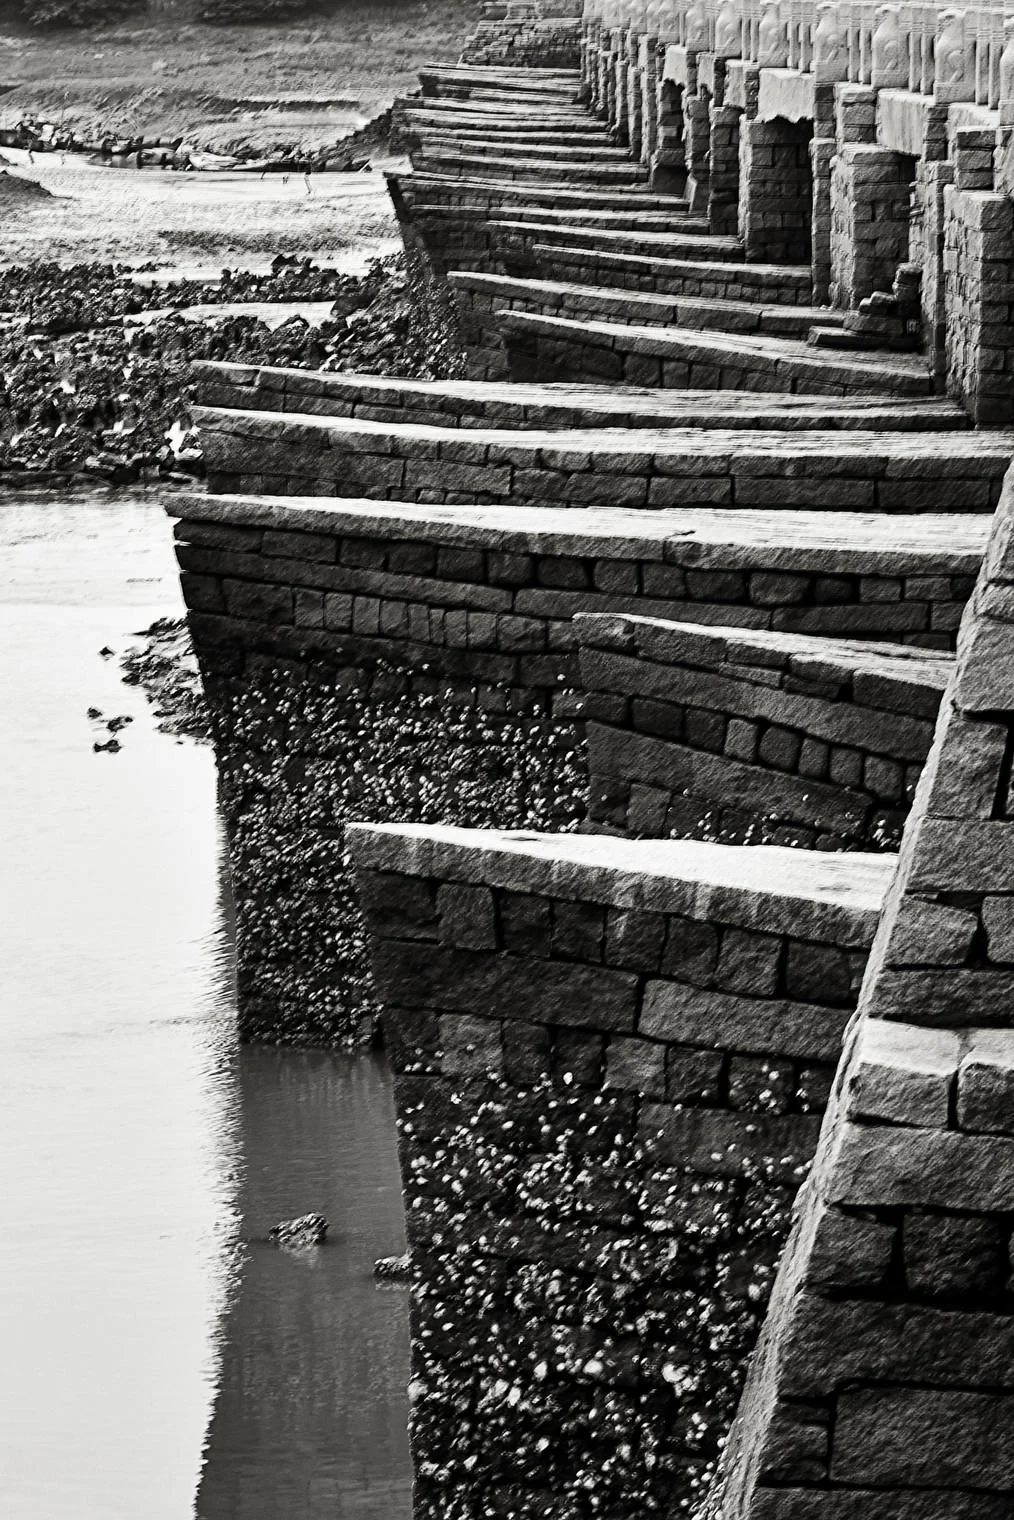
0,491,411,1519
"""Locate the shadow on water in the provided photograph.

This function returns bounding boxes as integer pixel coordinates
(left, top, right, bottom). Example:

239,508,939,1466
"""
197,1048,412,1520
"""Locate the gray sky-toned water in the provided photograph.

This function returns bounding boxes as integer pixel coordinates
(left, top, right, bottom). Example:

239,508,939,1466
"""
0,492,410,1519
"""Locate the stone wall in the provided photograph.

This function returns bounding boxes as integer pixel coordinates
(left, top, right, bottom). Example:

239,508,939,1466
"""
500,311,935,394
174,494,978,716
578,613,950,849
192,360,973,435
349,824,890,1518
447,272,822,366
708,102,741,234
460,0,583,69
197,404,1014,510
574,25,1014,421
198,406,1012,508
171,480,982,1051
497,246,815,301
387,171,687,284
739,117,813,266
172,493,611,1043
829,145,914,309
944,186,1014,425
706,464,1014,1518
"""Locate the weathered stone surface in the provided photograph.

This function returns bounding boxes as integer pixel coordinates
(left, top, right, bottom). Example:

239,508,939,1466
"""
356,871,438,940
958,1030,1014,1134
755,1398,828,1482
888,896,977,967
752,1487,1013,1519
868,967,1014,1026
666,1043,724,1103
909,819,1014,892
903,1211,1006,1298
715,928,780,996
828,1121,1014,1210
604,1033,667,1097
781,1293,1014,1394
436,882,498,948
832,1385,1014,1489
804,1204,895,1290
439,1012,504,1075
371,940,640,1031
846,1020,959,1127
982,895,1014,964
640,981,849,1062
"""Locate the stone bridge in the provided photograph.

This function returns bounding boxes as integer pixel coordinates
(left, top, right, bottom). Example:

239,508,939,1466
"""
170,1,1014,1514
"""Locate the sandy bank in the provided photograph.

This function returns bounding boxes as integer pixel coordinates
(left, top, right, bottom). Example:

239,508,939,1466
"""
0,146,404,268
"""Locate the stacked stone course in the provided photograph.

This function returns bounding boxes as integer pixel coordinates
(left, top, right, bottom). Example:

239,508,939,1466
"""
173,495,984,724
350,825,890,1514
829,145,914,308
944,187,1014,425
578,615,951,848
196,407,1014,511
460,0,584,69
739,118,813,266
170,2,1014,1513
708,468,1014,1519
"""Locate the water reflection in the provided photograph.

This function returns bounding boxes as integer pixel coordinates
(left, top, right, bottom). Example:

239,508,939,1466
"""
197,1049,411,1520
0,492,411,1520
0,492,241,1520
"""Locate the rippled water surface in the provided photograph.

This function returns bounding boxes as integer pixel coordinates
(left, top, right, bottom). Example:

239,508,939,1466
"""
0,493,411,1520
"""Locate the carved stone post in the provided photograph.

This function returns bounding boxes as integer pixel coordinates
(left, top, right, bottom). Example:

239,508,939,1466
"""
870,5,907,91
934,8,976,105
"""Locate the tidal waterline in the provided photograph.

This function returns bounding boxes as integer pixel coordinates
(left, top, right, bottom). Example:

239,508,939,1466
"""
0,492,410,1519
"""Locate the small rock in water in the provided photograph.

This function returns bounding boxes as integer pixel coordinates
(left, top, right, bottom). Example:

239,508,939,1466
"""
268,1213,329,1248
374,1253,410,1281
93,738,121,754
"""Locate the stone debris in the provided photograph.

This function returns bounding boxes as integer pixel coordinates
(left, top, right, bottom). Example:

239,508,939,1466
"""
119,618,211,743
374,1253,411,1281
267,1213,329,1248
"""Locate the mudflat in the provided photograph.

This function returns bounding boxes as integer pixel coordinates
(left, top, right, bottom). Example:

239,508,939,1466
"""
0,146,402,268
0,0,470,142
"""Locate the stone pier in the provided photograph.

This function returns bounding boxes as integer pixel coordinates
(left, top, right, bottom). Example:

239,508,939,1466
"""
169,0,1014,1513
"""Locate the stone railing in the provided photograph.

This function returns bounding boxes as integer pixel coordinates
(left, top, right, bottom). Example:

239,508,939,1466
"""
583,0,1014,113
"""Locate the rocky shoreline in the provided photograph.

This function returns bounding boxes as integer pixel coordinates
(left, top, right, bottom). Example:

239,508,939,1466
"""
120,616,212,743
0,250,438,487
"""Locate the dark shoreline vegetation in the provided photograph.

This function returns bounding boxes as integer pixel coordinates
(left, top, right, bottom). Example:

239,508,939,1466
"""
216,666,588,1046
